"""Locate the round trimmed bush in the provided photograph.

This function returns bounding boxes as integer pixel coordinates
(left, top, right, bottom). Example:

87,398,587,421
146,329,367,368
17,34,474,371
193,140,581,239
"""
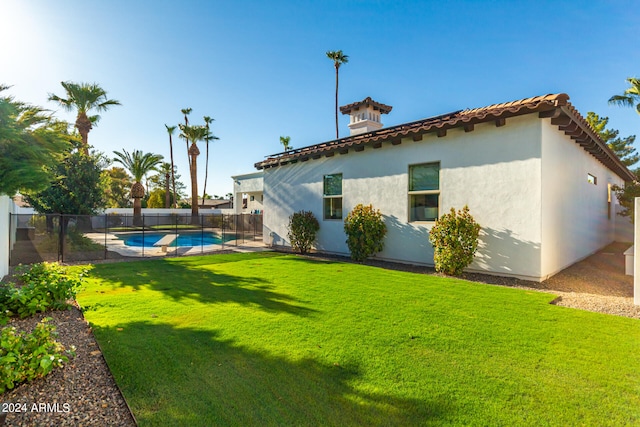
287,210,320,254
343,204,387,262
428,205,481,276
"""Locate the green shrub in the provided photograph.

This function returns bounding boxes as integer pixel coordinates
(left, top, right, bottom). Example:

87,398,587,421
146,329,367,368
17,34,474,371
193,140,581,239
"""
287,211,320,254
0,262,85,324
428,205,481,276
0,318,75,393
343,204,387,262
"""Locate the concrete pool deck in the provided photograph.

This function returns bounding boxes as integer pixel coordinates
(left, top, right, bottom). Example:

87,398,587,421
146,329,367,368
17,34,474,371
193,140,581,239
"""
84,232,268,258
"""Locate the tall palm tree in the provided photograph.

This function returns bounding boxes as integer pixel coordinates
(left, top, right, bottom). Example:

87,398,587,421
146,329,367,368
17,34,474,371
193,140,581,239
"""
280,135,292,151
164,124,178,208
113,149,163,224
179,124,208,219
201,116,219,205
181,108,192,168
326,50,349,139
48,81,121,154
150,162,174,208
609,77,640,115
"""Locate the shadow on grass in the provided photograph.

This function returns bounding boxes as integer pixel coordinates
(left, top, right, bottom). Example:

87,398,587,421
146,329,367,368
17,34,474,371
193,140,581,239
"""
85,252,316,316
94,321,448,426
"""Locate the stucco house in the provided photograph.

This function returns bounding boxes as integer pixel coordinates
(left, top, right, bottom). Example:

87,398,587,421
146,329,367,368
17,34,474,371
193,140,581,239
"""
232,171,264,214
245,93,633,281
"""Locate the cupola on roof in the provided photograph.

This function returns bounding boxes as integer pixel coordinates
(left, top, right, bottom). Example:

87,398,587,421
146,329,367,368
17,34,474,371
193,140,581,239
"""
340,97,392,136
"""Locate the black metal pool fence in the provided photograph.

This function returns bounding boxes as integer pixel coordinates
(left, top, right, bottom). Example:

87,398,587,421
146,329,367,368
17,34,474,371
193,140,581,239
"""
8,213,263,265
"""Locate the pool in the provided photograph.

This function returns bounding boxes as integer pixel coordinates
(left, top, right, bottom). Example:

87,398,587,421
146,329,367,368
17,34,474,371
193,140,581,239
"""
118,232,230,248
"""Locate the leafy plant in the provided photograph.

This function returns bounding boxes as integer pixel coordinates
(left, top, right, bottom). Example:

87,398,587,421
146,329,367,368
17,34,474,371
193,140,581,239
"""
428,205,481,276
287,211,320,254
0,318,76,393
343,204,387,262
611,182,640,222
0,262,85,323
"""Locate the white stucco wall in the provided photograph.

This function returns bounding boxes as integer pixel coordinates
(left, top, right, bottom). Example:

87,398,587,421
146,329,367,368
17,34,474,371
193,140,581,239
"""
233,172,264,214
0,195,17,279
264,114,546,280
540,119,625,278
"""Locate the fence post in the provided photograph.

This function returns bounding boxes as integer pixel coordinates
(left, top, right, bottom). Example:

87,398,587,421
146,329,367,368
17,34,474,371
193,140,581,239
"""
7,213,12,269
634,198,639,305
59,214,64,263
175,212,178,257
142,214,145,258
104,214,108,260
221,214,225,249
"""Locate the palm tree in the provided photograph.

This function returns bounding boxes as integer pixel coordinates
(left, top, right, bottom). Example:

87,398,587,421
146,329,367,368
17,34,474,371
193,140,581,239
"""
609,77,640,115
164,124,178,208
113,149,163,224
181,108,192,168
179,124,208,219
201,116,219,205
152,162,174,208
326,50,349,139
48,82,121,154
280,135,292,151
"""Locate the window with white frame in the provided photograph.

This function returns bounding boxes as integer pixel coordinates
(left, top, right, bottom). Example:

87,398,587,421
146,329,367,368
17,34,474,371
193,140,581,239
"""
409,162,440,222
323,173,343,220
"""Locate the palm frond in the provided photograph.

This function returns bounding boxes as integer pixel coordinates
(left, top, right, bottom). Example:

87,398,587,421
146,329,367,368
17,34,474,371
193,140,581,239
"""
113,149,163,182
326,50,349,67
608,95,635,107
609,77,640,111
49,81,120,115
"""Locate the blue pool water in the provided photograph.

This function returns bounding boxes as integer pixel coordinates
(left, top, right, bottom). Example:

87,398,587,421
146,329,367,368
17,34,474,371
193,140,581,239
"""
120,232,228,248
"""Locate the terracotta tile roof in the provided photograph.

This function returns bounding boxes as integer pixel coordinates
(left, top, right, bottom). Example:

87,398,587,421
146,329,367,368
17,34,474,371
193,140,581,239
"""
256,94,635,181
339,97,393,115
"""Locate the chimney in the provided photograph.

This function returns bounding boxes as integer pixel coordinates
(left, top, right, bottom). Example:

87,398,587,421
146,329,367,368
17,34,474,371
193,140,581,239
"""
340,97,392,136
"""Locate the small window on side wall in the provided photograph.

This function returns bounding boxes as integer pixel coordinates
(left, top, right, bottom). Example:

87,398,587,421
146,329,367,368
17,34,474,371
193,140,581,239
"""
409,162,440,222
587,173,597,185
323,173,343,220
607,183,612,220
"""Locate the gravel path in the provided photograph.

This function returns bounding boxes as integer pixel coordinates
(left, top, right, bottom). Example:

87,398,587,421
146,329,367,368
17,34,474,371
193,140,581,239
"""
1,244,637,425
1,306,136,427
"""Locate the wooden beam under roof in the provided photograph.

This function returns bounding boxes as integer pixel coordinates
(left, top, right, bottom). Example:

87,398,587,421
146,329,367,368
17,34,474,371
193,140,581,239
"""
559,121,580,133
551,115,572,126
564,127,584,137
539,108,562,119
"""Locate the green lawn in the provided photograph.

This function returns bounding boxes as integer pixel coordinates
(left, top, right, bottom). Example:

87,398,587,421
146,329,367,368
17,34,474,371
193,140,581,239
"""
77,252,640,426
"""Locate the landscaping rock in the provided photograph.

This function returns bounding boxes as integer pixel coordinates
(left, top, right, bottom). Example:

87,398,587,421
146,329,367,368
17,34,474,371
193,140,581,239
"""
1,307,136,426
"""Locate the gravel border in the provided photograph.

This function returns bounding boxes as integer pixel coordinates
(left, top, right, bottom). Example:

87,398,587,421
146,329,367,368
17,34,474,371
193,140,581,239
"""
1,306,136,427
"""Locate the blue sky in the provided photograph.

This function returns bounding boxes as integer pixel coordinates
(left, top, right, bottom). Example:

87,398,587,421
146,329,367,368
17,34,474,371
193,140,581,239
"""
1,0,639,198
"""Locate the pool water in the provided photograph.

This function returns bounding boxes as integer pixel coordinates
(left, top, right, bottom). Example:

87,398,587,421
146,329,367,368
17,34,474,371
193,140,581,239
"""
119,232,228,248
